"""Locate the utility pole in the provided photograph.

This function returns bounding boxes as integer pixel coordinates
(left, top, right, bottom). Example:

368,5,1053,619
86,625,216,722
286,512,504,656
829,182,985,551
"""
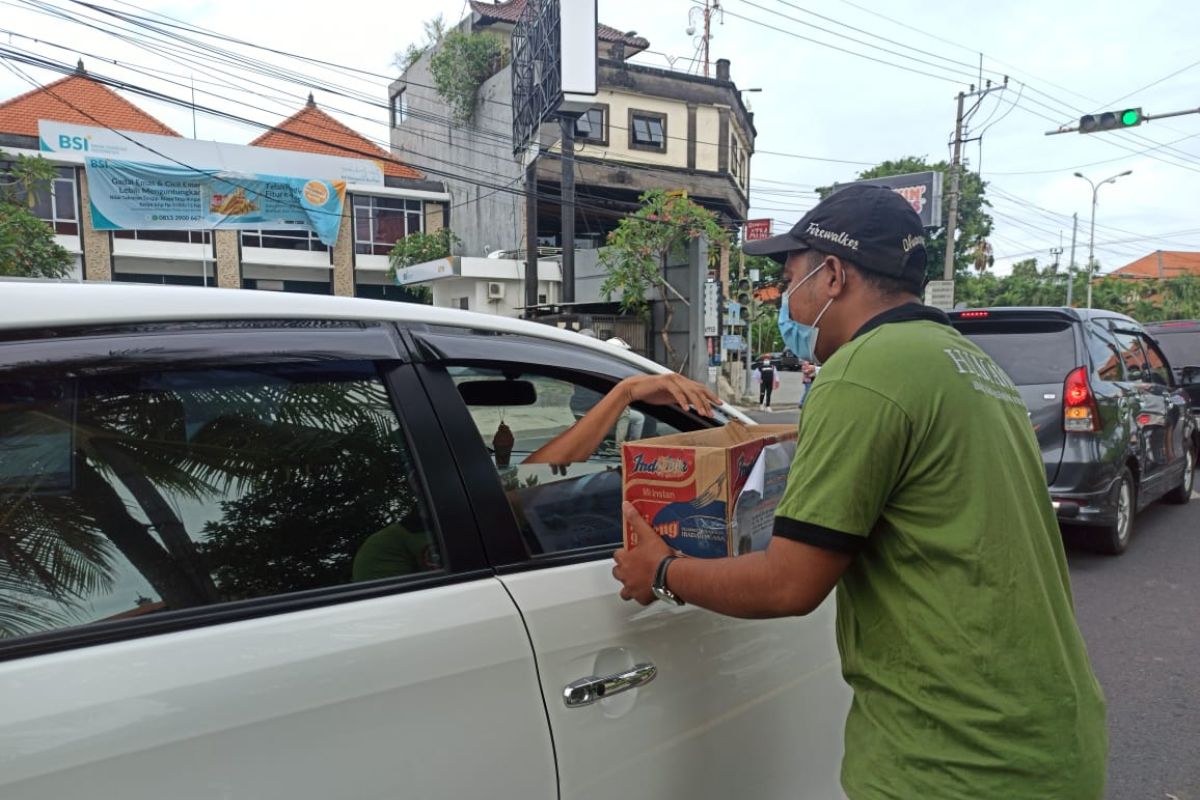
559,114,577,303
524,156,539,312
943,81,1007,281
1066,212,1078,306
942,91,966,281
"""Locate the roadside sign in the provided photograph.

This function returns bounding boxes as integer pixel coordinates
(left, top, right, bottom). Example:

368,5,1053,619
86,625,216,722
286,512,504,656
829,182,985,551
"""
744,219,772,242
924,280,955,310
722,334,744,351
703,281,720,337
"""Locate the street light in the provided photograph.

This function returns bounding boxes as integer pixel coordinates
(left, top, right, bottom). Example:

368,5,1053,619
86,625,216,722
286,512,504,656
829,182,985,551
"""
1074,169,1132,309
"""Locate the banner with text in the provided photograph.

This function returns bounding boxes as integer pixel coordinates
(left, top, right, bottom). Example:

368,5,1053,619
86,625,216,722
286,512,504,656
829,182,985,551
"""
84,159,346,245
832,170,943,229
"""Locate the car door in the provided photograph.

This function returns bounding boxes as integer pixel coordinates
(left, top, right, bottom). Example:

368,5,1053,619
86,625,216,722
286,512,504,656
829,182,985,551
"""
1109,327,1173,502
0,320,556,800
407,324,849,800
1139,333,1190,494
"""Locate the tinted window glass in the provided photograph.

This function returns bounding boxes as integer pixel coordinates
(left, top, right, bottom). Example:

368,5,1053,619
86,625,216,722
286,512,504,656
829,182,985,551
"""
954,321,1077,385
1141,339,1172,385
0,361,438,640
449,366,683,556
1111,331,1149,382
1086,324,1124,382
1151,330,1200,370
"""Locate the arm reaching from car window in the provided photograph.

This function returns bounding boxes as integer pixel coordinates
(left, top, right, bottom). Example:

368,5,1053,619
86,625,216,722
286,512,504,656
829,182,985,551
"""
525,373,719,466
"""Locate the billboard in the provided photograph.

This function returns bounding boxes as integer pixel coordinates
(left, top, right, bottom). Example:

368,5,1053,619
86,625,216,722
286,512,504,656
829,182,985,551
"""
833,170,943,228
39,121,384,185
743,219,772,242
83,159,347,246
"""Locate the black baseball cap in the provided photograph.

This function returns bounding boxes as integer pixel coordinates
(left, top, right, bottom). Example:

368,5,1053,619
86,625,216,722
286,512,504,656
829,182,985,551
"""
743,184,928,283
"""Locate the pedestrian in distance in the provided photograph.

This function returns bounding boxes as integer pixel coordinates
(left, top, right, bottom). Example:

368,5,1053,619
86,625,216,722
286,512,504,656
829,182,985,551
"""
612,184,1107,800
756,354,778,412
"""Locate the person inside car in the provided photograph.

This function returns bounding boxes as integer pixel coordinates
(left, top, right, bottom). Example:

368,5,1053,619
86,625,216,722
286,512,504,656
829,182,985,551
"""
354,370,718,578
612,185,1107,800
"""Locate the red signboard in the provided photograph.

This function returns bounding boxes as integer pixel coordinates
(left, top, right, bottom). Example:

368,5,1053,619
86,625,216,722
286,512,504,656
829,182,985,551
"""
743,219,772,242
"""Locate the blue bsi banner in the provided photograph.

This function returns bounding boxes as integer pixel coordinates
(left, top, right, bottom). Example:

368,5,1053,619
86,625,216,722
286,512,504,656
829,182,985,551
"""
83,159,346,246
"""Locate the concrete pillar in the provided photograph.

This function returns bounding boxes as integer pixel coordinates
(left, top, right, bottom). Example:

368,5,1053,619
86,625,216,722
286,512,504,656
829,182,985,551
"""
214,231,240,288
77,171,112,282
424,201,446,234
332,200,354,297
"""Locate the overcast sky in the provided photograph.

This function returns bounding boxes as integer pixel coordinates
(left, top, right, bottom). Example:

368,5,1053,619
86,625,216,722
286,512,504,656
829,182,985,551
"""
2,0,1198,275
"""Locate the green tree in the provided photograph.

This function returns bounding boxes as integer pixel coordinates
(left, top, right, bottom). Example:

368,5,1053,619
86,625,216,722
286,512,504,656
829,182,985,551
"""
429,29,505,123
0,151,72,279
819,156,992,284
600,190,730,370
394,15,447,73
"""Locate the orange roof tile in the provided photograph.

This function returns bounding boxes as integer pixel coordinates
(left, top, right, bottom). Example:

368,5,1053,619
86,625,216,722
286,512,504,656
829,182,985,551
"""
0,72,178,138
251,100,422,181
1111,251,1200,279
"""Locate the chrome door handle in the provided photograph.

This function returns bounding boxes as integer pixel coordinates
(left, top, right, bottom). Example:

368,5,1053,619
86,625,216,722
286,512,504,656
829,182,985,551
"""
563,662,657,708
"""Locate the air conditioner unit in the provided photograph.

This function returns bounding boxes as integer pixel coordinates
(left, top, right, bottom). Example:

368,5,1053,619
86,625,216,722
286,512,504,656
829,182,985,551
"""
487,281,505,300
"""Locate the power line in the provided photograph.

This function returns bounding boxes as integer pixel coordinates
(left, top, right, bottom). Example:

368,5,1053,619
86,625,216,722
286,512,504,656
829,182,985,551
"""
6,1,885,170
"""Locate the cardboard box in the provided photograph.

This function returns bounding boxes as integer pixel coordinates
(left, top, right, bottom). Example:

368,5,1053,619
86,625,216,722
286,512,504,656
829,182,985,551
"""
622,421,797,558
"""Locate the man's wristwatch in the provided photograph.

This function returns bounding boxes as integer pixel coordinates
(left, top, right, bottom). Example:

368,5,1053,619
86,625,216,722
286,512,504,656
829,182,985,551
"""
651,556,684,606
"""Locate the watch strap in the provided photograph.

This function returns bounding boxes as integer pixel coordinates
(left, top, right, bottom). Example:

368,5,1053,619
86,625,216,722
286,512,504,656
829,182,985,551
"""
653,556,684,605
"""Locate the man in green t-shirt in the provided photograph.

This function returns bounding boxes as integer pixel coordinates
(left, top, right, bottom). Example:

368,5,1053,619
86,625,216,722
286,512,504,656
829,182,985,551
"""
612,185,1107,799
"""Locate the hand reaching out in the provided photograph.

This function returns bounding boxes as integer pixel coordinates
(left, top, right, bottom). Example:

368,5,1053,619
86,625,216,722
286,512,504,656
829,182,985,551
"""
619,373,720,418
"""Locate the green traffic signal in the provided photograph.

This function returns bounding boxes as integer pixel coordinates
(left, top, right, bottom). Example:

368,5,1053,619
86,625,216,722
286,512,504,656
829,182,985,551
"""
1079,107,1144,133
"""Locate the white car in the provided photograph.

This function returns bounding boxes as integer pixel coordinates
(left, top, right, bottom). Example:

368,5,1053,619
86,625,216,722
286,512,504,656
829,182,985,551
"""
0,283,847,799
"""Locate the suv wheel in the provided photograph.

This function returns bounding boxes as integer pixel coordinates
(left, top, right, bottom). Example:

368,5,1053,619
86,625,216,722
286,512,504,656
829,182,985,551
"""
1097,468,1136,555
1164,445,1195,505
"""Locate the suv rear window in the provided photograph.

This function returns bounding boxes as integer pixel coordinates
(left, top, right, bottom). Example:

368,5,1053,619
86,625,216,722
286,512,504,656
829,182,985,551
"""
1151,328,1200,369
953,320,1077,385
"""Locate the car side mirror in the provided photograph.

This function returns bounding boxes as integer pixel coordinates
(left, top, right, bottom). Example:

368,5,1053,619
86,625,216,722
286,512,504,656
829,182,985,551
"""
456,379,538,406
1181,365,1200,383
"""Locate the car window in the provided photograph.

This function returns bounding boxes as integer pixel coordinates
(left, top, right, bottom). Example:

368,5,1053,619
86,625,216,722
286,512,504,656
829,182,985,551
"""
1140,338,1172,386
448,366,683,556
952,321,1076,385
1150,329,1200,372
1111,331,1149,382
0,361,438,640
1086,324,1125,382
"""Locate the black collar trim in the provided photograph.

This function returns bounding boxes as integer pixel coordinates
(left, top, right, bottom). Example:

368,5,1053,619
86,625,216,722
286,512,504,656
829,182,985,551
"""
852,302,950,341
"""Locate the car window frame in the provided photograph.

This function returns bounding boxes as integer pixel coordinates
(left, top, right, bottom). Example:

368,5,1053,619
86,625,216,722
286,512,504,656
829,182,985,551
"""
403,325,722,571
0,320,489,662
1086,322,1127,383
1138,335,1175,388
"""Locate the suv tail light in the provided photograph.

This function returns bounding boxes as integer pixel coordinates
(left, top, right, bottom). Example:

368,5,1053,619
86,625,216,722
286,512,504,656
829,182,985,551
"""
1063,366,1101,432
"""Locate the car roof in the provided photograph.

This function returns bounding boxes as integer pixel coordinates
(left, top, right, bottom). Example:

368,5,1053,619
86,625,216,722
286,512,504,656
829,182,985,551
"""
0,281,671,373
1144,319,1200,331
947,305,1139,325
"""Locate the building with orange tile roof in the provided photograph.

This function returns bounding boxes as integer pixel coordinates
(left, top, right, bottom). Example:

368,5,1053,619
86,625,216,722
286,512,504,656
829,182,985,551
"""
252,94,422,181
1,66,446,301
1109,250,1200,280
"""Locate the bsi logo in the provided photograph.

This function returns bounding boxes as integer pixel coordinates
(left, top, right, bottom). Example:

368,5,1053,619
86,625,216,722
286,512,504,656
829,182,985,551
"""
57,135,90,151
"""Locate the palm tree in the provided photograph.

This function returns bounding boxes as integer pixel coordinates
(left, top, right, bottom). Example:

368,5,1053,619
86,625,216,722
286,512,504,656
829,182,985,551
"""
2,368,417,637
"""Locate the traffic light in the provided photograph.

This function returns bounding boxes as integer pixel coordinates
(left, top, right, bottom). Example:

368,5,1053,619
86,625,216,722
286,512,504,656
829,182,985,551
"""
1079,108,1143,134
736,278,752,306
